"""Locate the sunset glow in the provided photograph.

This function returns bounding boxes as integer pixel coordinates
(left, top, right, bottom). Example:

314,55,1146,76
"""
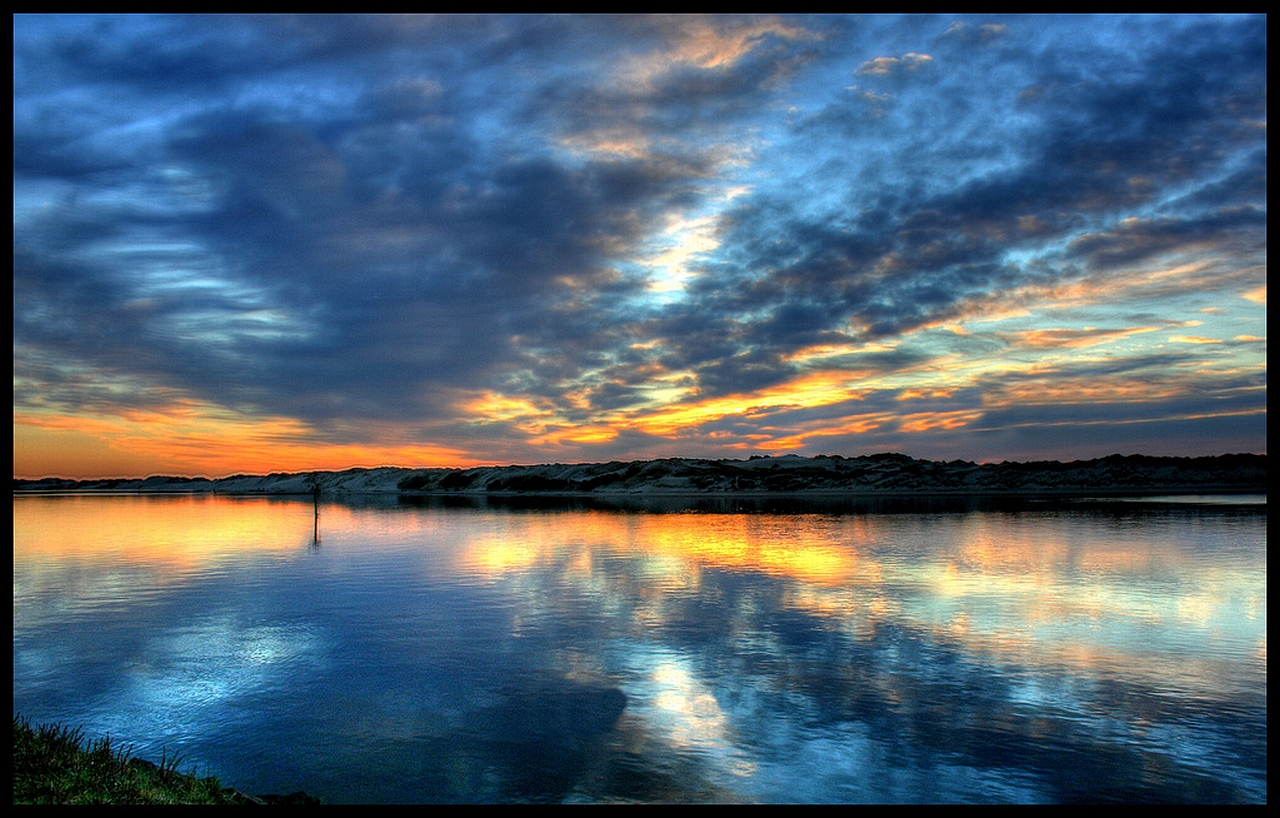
13,14,1266,479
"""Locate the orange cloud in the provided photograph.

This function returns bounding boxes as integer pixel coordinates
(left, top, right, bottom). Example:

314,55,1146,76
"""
1004,326,1160,349
461,391,553,424
531,424,620,447
627,369,867,438
898,410,984,433
897,387,958,401
983,378,1184,408
14,403,473,479
756,413,898,452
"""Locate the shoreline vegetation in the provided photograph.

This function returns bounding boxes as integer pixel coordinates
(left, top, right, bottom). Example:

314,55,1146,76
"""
12,452,1267,497
12,716,319,805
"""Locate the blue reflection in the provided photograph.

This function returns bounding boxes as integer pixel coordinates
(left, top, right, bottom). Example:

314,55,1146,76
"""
12,495,1267,803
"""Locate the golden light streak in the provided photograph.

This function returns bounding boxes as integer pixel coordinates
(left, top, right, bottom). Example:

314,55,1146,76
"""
983,378,1185,408
530,424,620,446
453,511,867,587
781,339,896,364
629,513,869,586
461,391,552,424
897,409,984,433
628,370,868,437
14,403,473,479
759,405,984,451
897,387,958,401
945,257,1259,335
758,415,895,452
969,406,1265,434
1004,326,1161,349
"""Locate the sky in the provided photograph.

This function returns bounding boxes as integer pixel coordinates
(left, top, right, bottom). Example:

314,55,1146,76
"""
13,14,1267,479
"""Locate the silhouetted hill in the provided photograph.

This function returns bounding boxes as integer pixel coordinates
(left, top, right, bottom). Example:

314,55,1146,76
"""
13,453,1267,496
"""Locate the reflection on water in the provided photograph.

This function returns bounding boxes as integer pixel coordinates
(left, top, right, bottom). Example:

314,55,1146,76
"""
12,494,1266,803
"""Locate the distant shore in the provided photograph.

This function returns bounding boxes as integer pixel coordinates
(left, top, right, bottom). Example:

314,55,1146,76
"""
13,452,1267,498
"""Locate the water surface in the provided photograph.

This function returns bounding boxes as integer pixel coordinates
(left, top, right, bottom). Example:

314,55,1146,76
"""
13,493,1266,803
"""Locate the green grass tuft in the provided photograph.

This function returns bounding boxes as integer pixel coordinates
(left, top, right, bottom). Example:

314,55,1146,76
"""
12,715,253,805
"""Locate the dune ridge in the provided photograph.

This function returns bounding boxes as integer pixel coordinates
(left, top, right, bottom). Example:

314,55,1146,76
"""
14,452,1267,497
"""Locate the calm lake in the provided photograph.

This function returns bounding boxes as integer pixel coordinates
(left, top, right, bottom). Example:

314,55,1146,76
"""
12,492,1267,804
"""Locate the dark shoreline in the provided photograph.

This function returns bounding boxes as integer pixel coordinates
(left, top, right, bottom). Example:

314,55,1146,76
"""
13,452,1267,499
14,488,1267,520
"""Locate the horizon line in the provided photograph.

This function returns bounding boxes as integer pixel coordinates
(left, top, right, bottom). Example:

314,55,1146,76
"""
13,450,1267,484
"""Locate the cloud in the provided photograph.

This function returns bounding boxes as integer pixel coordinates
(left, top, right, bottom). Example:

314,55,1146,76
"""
1064,209,1266,272
938,21,1008,46
12,14,1267,474
857,52,933,77
998,326,1162,350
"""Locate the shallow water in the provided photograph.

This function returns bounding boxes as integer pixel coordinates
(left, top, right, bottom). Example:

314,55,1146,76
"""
12,493,1267,803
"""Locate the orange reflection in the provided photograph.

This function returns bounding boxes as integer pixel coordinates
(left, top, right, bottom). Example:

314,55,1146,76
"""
455,510,872,588
13,494,314,572
456,508,1266,701
17,495,1265,708
638,514,862,585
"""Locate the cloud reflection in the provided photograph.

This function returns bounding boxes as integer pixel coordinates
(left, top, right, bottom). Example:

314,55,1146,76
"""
13,497,1267,802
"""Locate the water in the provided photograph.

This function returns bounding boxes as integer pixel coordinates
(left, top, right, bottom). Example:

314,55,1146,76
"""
12,493,1266,803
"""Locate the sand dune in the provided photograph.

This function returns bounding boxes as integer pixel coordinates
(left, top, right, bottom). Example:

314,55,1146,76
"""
14,453,1266,497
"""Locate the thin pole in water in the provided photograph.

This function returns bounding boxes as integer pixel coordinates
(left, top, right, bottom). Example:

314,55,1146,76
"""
312,479,321,546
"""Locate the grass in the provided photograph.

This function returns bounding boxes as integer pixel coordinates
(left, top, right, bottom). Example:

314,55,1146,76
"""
13,715,262,805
